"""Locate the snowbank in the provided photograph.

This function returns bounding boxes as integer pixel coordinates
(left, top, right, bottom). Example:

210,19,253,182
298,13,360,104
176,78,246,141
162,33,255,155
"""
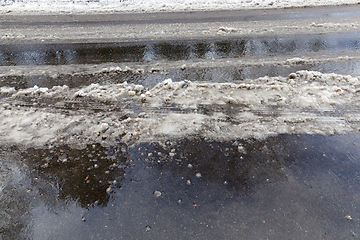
1,70,360,148
1,0,359,15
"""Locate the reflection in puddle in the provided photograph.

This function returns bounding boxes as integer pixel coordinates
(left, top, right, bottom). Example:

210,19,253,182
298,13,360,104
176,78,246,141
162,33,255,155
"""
0,147,32,240
1,31,360,91
1,32,359,66
23,143,128,208
1,134,360,239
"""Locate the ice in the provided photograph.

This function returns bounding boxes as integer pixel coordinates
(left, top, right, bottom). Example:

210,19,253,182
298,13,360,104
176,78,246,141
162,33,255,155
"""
1,71,360,148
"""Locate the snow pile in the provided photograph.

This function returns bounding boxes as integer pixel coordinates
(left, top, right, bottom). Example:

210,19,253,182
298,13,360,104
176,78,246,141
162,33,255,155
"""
3,70,359,106
0,64,145,79
73,82,144,101
13,85,71,98
1,70,360,148
141,71,360,107
1,0,359,15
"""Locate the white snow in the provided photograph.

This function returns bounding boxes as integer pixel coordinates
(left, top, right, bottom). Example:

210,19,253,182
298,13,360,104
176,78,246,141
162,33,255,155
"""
0,0,359,15
1,71,360,148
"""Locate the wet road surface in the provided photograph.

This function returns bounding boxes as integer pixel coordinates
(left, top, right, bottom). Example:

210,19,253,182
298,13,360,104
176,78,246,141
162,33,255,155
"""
1,6,360,239
1,31,360,90
2,135,360,239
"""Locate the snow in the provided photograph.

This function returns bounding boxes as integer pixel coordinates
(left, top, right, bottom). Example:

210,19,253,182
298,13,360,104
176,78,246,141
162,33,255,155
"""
0,0,359,15
1,71,360,148
1,1,360,147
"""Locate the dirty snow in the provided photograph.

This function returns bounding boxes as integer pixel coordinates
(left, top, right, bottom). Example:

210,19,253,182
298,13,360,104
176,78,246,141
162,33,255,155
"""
1,70,360,148
0,0,359,15
1,53,360,83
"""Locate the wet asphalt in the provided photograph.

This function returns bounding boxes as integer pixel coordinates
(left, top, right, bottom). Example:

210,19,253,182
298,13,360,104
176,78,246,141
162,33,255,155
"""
1,6,360,239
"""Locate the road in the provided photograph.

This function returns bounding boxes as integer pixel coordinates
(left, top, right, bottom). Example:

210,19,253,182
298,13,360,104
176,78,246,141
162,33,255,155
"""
1,6,360,239
1,5,360,44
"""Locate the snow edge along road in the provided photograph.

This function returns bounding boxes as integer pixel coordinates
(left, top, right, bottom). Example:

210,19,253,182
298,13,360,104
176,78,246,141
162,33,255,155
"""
1,0,360,15
1,5,360,44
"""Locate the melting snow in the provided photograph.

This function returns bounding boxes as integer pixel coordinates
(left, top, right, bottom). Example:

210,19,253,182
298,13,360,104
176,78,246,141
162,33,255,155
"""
0,0,359,15
1,71,360,148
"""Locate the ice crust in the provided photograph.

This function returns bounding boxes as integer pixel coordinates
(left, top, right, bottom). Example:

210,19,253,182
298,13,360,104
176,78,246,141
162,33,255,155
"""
1,70,360,148
1,0,359,15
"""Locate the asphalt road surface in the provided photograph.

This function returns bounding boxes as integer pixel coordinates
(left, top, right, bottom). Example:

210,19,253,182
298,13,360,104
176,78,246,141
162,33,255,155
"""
1,5,360,239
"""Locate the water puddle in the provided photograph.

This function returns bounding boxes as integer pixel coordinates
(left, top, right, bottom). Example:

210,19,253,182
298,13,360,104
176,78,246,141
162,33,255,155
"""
1,32,359,66
1,134,360,239
1,32,359,90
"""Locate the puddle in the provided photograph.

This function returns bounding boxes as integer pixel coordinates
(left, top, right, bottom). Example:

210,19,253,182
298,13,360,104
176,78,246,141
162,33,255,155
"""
1,31,359,90
1,134,360,239
1,38,360,90
1,32,359,66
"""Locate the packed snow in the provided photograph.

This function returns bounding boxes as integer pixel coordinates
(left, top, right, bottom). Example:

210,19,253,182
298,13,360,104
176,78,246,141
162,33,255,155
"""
0,0,359,15
1,71,360,148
